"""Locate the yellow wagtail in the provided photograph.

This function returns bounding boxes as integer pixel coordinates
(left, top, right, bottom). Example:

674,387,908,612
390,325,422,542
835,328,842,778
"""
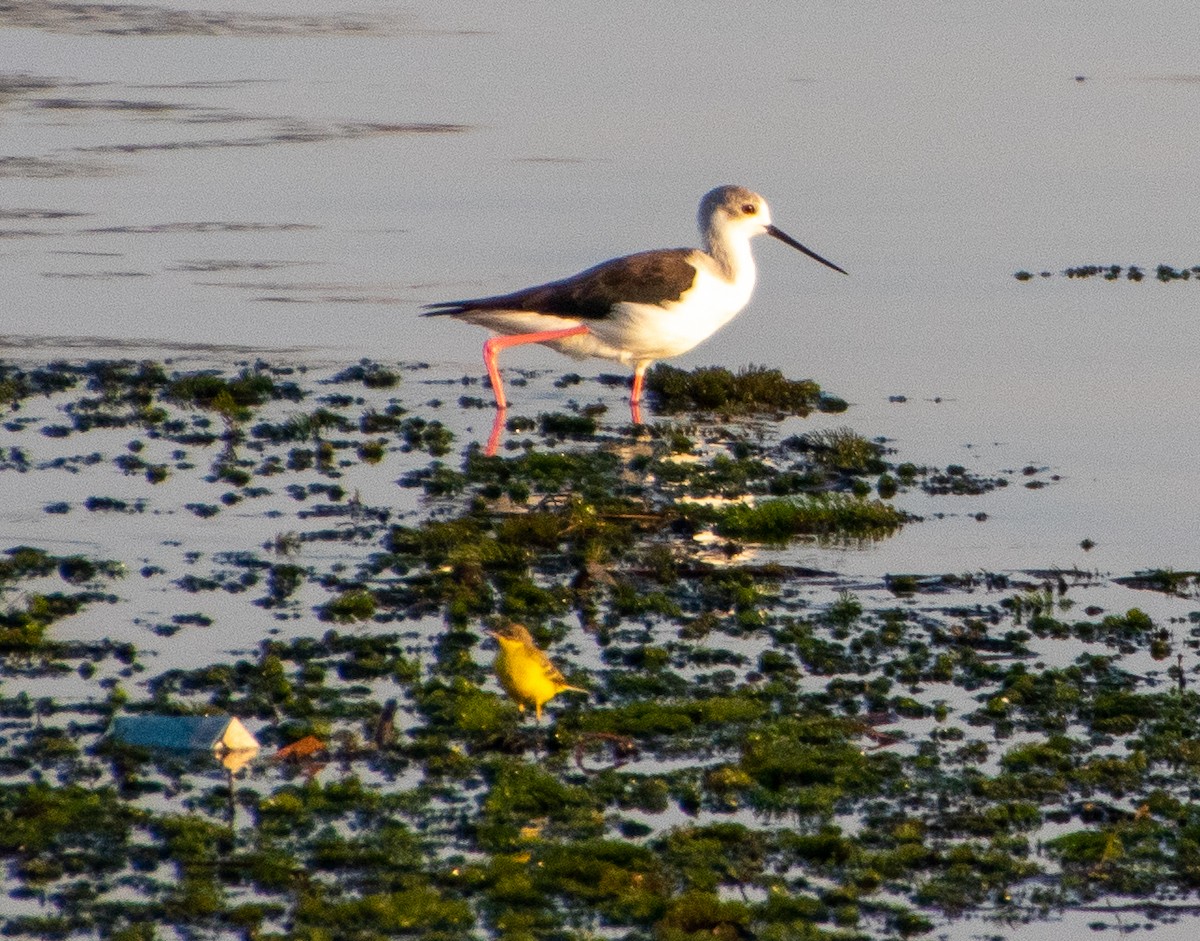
488,622,587,722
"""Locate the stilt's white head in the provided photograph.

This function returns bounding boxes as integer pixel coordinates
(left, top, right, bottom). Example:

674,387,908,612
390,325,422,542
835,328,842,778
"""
698,184,848,275
698,185,773,241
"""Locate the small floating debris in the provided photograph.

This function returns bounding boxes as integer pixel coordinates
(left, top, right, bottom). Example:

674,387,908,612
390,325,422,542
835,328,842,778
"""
274,734,328,761
109,714,259,771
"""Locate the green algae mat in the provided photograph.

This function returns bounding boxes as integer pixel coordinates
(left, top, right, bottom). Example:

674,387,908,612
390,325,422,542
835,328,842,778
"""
1,358,1199,940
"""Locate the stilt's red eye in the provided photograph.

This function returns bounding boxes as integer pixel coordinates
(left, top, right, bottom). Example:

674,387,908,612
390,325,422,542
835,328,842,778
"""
741,203,757,215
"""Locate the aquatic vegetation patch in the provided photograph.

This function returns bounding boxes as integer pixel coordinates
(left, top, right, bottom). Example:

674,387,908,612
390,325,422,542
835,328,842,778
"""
697,494,908,542
789,426,887,474
0,358,1191,940
920,463,1009,496
646,364,848,416
1115,569,1200,597
0,548,126,666
164,368,298,416
319,588,378,623
1015,263,1200,282
329,360,400,389
0,361,83,405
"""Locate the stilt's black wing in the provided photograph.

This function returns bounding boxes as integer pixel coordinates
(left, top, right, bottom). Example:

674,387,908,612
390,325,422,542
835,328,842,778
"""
423,249,698,320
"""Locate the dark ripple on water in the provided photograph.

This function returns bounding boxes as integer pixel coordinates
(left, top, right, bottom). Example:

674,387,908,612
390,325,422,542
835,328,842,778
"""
196,280,418,305
74,120,470,154
1,69,470,184
0,0,411,38
80,221,318,235
0,73,82,98
0,209,90,221
167,259,314,273
40,270,150,279
0,154,118,179
32,97,195,114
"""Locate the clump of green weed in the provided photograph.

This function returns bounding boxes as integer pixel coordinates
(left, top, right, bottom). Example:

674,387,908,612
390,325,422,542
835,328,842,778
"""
692,495,906,542
319,588,377,623
646,364,845,415
164,369,282,419
1115,569,1200,596
792,427,886,474
357,440,387,463
330,361,399,389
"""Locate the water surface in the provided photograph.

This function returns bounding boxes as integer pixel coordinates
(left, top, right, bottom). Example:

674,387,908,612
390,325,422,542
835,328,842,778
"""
2,3,1200,937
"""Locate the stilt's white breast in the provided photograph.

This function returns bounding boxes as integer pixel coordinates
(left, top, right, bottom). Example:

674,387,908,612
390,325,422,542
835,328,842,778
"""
587,255,757,363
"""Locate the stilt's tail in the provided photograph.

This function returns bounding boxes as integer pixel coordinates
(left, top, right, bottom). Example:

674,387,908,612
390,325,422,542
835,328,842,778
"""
422,300,476,317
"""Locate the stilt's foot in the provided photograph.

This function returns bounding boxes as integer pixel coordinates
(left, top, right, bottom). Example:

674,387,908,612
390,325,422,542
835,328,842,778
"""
630,399,644,426
485,406,507,457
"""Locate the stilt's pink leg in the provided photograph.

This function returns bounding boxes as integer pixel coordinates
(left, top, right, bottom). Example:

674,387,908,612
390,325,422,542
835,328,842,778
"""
483,337,509,410
483,325,590,409
485,407,507,457
630,362,648,425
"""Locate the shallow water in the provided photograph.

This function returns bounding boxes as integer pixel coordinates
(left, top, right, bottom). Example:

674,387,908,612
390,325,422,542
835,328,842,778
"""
0,358,1196,940
3,2,1200,938
3,0,1198,576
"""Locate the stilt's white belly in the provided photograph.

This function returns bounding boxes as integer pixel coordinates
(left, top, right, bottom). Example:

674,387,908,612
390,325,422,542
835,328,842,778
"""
587,267,755,363
450,265,756,367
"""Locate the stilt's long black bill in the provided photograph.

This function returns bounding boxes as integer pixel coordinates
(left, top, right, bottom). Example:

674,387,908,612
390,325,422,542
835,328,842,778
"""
767,224,848,275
